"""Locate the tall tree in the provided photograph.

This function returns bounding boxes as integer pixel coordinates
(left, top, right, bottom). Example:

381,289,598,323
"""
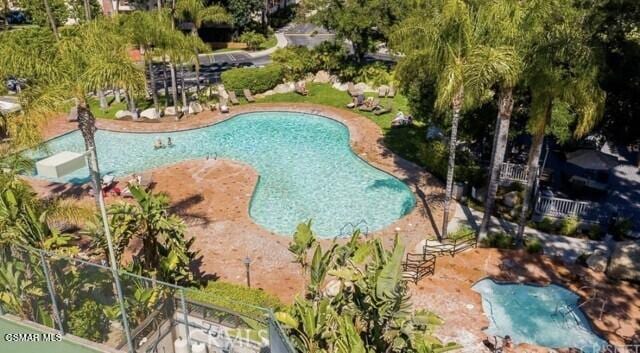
392,0,519,238
175,0,230,36
515,0,605,242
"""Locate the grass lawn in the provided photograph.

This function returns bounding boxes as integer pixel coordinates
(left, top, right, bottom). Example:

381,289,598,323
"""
256,83,428,168
88,96,168,119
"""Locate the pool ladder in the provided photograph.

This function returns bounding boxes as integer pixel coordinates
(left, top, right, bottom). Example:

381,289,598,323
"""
339,219,369,237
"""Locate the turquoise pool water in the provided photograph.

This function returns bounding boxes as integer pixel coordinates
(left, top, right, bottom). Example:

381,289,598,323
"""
31,111,415,236
473,279,607,352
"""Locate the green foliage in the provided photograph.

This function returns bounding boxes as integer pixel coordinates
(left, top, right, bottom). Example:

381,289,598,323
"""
536,217,558,233
417,139,482,184
559,217,580,237
448,226,475,241
548,101,578,144
278,224,459,353
68,300,109,343
272,47,318,81
524,237,543,254
611,217,632,240
186,281,283,320
587,224,604,241
356,62,393,87
221,64,284,93
226,0,262,31
481,232,514,249
17,0,68,27
238,31,266,51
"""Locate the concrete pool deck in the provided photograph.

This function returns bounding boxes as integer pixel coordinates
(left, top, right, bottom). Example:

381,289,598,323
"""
26,104,640,351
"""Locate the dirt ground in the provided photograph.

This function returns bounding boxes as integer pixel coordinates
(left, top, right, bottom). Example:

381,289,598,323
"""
27,104,640,352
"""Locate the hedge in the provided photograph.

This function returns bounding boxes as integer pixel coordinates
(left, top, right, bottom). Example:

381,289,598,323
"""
186,281,283,321
221,64,284,94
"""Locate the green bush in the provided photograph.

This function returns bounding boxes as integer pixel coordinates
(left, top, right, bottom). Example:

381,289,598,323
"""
525,237,543,254
239,31,266,51
449,225,475,241
481,232,514,249
611,217,632,240
559,217,580,237
356,62,393,87
186,281,283,320
272,47,318,81
68,300,109,343
221,64,284,94
536,217,558,233
587,224,604,241
418,139,483,184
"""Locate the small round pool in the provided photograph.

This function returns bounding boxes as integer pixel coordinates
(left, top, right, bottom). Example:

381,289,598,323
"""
472,278,607,352
30,111,415,237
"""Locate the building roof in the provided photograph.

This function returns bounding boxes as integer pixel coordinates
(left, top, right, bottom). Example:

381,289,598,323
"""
566,149,619,171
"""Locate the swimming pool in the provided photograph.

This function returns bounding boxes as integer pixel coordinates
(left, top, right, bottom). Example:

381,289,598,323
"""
472,279,607,352
31,111,415,237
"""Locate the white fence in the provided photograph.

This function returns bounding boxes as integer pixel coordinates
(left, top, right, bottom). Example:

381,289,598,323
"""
500,162,529,183
534,195,601,222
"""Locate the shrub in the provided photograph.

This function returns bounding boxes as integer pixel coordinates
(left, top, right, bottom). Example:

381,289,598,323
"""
312,41,348,73
525,237,543,254
239,31,266,51
587,224,604,241
481,232,514,249
418,139,483,184
559,217,580,237
186,281,283,320
272,47,318,81
68,300,109,343
611,217,632,240
536,217,558,233
221,64,284,94
356,62,392,87
449,225,475,241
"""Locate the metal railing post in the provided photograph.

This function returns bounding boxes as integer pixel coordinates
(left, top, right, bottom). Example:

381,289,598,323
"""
38,250,65,335
179,289,193,353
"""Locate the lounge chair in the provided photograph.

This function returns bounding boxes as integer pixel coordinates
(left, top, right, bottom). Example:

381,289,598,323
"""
378,86,388,98
358,98,380,112
219,100,230,113
243,89,255,103
346,94,365,109
373,103,392,116
347,82,363,97
391,112,413,127
295,82,308,96
227,90,240,105
387,86,396,98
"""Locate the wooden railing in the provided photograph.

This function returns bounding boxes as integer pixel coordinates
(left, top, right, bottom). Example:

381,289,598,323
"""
499,162,529,183
534,195,600,221
402,253,436,284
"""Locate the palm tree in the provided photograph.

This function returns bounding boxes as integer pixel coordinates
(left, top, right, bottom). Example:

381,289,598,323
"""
175,0,230,37
514,1,605,243
475,0,527,240
392,0,519,238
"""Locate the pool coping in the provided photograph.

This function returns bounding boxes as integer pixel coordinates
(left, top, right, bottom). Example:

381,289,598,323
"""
33,104,431,238
471,276,610,350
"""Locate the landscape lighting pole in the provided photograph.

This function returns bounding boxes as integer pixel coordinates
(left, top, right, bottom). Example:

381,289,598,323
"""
243,256,252,288
86,147,135,353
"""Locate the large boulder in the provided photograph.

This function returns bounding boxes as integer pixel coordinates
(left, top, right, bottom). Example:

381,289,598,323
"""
333,82,348,91
355,82,370,93
313,70,331,84
140,108,160,119
164,106,177,116
607,241,640,281
586,249,608,272
188,102,203,114
274,83,295,94
115,110,135,119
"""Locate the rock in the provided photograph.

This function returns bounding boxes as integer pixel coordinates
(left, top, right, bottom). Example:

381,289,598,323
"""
503,191,521,208
355,82,370,92
140,108,160,119
262,90,276,96
333,82,348,91
313,70,331,83
586,250,608,272
329,75,339,84
274,83,295,94
67,106,78,122
608,241,640,281
188,102,203,114
115,110,135,119
164,106,177,116
305,73,315,82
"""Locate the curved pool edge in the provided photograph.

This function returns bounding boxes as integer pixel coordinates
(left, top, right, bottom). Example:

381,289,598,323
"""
471,277,609,350
32,106,428,237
